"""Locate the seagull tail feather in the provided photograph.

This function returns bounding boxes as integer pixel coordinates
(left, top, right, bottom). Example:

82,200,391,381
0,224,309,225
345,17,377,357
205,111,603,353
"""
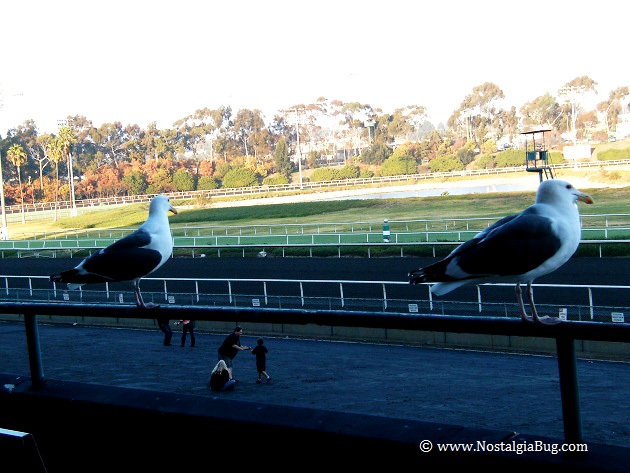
408,259,451,285
50,269,88,290
408,268,429,285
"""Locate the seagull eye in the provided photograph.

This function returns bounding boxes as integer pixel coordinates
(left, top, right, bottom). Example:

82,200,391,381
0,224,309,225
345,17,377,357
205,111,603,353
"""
566,184,573,189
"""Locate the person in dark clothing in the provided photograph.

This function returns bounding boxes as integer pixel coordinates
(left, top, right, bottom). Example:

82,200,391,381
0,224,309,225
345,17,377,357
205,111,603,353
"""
217,326,250,380
251,337,271,383
209,360,236,392
176,319,195,347
157,316,172,346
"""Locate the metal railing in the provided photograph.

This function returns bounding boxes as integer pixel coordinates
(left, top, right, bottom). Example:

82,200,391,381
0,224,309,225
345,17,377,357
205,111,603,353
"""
1,239,629,260
1,274,627,324
8,212,630,242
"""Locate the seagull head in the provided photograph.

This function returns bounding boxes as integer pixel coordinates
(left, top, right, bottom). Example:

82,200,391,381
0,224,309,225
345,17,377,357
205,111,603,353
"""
150,194,178,216
536,179,593,206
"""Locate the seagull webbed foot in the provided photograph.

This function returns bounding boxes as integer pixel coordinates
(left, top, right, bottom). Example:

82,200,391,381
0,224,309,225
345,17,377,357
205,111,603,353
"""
137,300,160,310
520,313,535,323
534,315,563,325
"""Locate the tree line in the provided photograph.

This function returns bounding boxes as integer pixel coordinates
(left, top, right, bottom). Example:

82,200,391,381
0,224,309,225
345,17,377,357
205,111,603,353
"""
0,75,627,218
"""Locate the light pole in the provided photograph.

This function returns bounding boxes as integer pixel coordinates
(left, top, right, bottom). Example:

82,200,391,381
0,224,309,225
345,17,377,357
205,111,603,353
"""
68,152,77,217
292,108,304,189
558,86,583,147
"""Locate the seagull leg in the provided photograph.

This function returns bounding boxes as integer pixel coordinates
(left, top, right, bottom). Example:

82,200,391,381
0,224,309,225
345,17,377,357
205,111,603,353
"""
516,283,534,322
133,279,159,309
526,283,561,325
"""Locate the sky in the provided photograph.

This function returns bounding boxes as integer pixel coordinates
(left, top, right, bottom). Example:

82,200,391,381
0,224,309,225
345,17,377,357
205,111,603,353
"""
1,0,628,135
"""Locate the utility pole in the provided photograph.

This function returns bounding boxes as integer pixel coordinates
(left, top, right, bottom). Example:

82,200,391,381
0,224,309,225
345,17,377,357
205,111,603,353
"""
558,86,584,147
290,107,305,189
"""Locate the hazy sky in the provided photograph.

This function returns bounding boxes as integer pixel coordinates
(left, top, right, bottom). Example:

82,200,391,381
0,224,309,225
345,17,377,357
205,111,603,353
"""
1,0,627,134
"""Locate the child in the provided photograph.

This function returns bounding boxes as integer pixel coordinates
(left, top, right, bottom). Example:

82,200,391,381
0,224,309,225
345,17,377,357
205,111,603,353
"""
251,337,271,384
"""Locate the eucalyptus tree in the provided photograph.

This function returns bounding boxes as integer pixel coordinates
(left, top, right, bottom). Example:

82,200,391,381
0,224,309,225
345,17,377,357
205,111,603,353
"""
175,109,214,174
35,134,54,196
519,93,562,131
557,75,598,145
389,105,429,142
159,127,183,161
204,106,233,164
596,86,629,136
247,114,272,162
139,122,161,161
91,122,129,167
139,122,182,162
293,100,330,160
302,97,346,161
232,108,268,159
451,82,505,144
446,109,467,140
180,107,236,163
7,144,28,223
118,123,145,163
61,116,99,179
490,106,519,143
308,97,333,155
281,104,308,168
334,101,376,161
388,108,415,142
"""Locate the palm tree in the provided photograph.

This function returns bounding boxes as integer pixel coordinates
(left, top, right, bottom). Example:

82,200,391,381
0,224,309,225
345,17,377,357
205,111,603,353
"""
57,127,78,216
7,144,28,224
47,138,64,222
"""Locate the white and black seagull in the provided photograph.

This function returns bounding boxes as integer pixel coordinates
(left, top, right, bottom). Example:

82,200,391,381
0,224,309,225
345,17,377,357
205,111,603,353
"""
50,194,178,309
408,179,593,324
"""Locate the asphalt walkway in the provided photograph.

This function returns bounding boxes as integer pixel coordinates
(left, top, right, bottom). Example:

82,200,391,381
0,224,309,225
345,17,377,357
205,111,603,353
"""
0,320,628,450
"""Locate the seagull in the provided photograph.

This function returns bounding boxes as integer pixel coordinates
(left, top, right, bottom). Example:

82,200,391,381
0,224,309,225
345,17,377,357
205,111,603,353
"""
408,179,593,324
50,194,178,309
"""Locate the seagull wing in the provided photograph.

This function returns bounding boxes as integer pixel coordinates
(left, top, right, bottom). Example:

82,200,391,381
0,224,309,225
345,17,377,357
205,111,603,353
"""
55,229,163,284
452,207,561,277
409,207,561,290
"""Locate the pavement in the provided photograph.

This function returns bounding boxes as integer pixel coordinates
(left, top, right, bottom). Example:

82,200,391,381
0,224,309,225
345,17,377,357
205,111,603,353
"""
0,319,628,450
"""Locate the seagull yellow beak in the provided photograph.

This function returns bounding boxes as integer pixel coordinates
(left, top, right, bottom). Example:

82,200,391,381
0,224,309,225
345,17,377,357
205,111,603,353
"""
577,193,593,205
169,205,178,215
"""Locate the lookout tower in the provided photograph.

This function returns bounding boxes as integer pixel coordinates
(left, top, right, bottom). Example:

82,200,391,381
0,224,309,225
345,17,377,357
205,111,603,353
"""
521,129,554,182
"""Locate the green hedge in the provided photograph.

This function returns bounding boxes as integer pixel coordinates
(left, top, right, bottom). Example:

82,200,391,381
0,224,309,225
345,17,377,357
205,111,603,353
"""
597,148,630,160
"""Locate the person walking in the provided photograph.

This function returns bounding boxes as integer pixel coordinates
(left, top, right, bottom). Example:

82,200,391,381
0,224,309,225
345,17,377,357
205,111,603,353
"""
251,337,271,384
217,326,250,381
157,316,172,346
177,319,195,347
